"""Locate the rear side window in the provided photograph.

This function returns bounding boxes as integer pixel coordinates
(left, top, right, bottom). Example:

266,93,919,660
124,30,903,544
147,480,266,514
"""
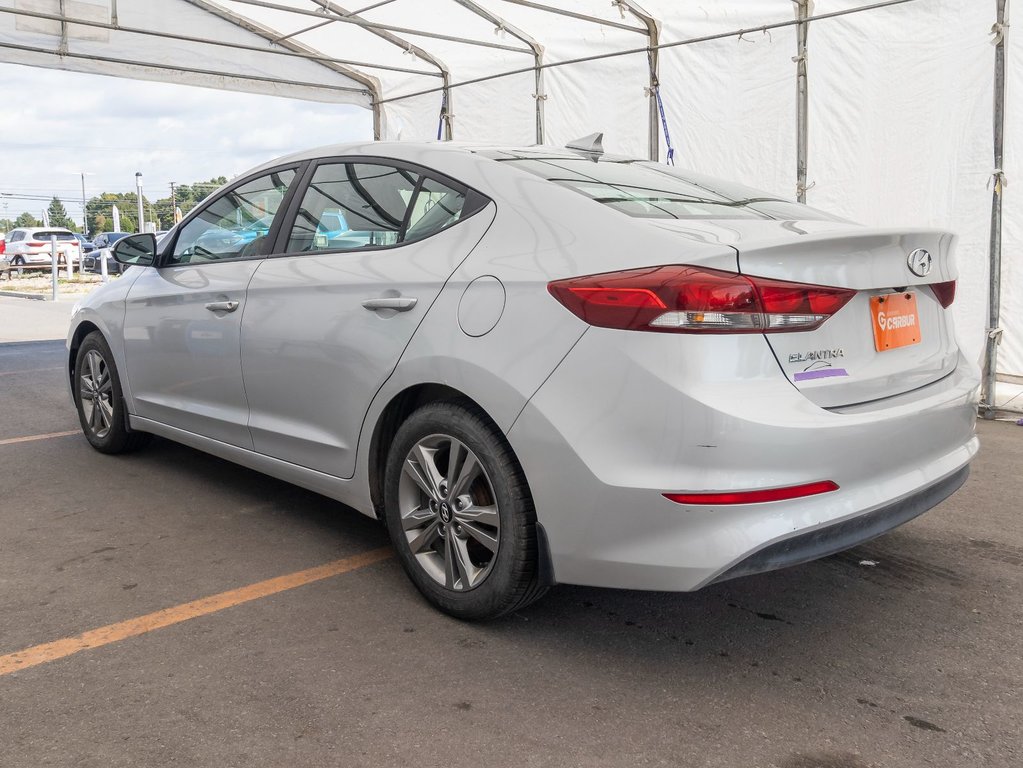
285,162,470,254
404,177,467,243
34,231,77,241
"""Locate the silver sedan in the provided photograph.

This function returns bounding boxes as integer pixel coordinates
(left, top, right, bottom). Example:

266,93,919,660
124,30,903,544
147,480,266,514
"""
66,141,978,619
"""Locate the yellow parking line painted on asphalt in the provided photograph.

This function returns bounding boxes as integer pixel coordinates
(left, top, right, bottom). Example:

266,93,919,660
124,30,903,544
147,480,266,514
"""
0,367,63,377
0,430,79,446
0,547,393,677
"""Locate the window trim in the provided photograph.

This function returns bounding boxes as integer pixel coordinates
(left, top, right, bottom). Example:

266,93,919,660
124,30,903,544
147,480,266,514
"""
270,155,492,260
157,161,307,269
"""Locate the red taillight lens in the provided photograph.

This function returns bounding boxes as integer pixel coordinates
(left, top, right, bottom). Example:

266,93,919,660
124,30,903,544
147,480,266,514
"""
548,265,855,334
27,241,47,247
931,280,956,308
664,480,839,505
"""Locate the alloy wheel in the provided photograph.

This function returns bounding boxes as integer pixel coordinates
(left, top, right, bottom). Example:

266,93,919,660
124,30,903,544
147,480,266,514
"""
397,434,501,591
79,349,114,439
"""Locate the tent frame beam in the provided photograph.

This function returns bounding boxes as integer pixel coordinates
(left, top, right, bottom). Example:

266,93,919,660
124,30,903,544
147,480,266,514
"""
615,1,661,162
451,0,545,143
227,0,533,54
182,0,384,137
795,0,810,203
982,0,1008,418
0,4,440,77
310,1,453,140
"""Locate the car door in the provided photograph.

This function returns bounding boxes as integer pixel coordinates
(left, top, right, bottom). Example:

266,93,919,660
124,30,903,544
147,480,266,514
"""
240,159,495,478
123,166,301,448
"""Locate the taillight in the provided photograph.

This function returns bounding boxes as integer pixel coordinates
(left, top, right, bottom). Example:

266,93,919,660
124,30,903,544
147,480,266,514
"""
931,280,956,308
548,265,855,334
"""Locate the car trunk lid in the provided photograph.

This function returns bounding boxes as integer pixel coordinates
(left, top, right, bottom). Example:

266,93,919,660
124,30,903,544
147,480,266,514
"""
733,227,959,408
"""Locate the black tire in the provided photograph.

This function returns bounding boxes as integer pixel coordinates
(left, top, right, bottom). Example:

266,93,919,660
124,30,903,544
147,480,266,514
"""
74,331,152,454
12,256,25,276
383,401,548,620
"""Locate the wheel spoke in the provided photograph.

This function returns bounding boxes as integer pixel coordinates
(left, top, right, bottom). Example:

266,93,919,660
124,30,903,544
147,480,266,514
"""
449,448,480,499
404,443,444,500
407,519,441,554
98,372,112,394
401,506,437,532
81,397,94,425
459,520,499,554
87,351,100,385
454,503,498,528
443,533,459,589
451,534,482,588
98,397,114,429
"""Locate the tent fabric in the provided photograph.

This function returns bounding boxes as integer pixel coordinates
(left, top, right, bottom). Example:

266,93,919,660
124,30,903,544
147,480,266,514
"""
0,0,1018,388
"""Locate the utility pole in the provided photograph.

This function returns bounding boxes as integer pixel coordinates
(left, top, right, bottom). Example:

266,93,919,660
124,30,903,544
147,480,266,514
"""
170,182,176,226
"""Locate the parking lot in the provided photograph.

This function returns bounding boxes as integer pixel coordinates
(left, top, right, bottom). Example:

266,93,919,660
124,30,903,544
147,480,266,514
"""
0,332,1020,767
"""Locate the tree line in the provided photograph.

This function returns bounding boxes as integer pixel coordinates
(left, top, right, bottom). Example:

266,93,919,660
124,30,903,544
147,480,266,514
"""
1,177,228,237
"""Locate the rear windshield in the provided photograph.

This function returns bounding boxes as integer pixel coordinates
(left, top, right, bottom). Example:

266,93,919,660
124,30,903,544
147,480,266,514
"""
479,151,838,222
34,231,78,241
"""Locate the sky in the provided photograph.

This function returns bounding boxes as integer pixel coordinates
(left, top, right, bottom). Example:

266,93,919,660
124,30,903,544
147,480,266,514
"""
0,64,374,229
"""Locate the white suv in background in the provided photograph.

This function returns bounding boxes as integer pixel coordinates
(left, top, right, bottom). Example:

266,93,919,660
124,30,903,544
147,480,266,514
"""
4,227,81,270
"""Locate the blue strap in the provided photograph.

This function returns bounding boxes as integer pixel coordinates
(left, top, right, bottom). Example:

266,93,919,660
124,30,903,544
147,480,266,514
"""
654,86,675,165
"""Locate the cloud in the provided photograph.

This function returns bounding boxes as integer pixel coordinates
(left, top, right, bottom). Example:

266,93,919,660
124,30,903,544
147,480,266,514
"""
0,64,373,222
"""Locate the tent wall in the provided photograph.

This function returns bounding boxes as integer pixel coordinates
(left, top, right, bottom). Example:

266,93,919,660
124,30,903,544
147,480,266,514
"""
0,0,1018,394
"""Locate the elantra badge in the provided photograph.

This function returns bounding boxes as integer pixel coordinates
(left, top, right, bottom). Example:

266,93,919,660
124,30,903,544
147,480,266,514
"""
907,248,932,277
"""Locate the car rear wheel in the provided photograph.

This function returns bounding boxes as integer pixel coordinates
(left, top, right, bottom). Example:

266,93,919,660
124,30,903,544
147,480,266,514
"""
11,256,25,276
74,331,151,454
384,401,547,620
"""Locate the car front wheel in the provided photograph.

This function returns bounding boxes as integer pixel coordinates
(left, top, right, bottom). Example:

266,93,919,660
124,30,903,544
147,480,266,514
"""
74,331,151,454
384,401,548,620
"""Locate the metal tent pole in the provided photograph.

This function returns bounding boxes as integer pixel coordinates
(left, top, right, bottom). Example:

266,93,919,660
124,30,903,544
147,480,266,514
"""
795,0,810,203
982,0,1008,418
616,1,661,162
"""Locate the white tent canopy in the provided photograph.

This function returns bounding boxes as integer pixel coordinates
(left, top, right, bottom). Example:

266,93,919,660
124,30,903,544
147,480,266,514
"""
1,0,1018,413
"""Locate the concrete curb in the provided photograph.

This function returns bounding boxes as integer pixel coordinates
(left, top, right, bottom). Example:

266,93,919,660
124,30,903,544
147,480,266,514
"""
0,291,49,301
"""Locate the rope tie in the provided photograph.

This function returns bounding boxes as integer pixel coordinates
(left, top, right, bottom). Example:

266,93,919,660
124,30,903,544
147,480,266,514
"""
989,169,1008,194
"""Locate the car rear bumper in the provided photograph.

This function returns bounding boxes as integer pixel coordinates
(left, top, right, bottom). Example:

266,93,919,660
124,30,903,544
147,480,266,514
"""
705,464,969,586
508,328,979,591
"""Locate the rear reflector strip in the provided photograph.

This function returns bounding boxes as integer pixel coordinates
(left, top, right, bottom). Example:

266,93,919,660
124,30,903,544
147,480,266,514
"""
664,480,839,505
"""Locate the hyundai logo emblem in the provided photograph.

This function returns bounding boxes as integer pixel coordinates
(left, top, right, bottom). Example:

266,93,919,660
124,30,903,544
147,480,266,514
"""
907,248,932,277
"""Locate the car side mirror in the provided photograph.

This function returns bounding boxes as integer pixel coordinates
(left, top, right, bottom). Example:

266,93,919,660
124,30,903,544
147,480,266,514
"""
112,233,157,267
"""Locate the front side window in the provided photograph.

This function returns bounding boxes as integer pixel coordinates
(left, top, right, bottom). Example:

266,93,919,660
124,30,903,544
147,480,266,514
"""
286,162,468,253
169,168,296,265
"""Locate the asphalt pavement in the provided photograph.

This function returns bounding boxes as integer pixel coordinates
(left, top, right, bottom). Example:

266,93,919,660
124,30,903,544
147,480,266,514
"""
0,338,1020,768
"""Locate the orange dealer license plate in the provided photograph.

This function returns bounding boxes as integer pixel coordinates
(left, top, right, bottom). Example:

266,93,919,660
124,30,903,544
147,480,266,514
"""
870,292,921,351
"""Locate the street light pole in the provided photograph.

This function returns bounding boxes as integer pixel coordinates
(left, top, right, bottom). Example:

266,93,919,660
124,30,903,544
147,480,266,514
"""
135,172,144,233
80,172,88,237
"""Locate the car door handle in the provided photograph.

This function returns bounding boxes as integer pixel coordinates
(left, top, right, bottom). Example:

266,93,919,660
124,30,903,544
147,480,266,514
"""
205,300,239,313
361,297,418,312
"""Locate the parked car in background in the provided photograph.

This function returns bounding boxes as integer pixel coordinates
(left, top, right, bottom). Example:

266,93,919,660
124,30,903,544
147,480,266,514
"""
91,232,131,251
4,227,80,273
66,141,979,620
73,234,96,254
83,232,132,275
